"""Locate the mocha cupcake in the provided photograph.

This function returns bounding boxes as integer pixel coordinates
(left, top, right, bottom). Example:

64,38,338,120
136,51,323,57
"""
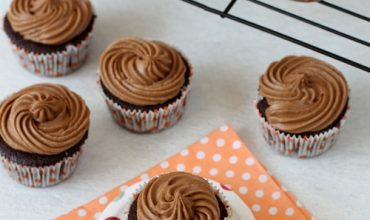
102,172,232,220
3,0,95,76
256,56,349,158
99,38,192,133
0,83,90,187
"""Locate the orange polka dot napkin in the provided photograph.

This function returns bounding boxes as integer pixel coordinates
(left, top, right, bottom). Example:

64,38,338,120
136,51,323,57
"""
57,125,313,220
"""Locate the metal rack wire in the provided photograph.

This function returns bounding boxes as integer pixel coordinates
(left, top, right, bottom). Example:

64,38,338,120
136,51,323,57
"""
180,0,370,73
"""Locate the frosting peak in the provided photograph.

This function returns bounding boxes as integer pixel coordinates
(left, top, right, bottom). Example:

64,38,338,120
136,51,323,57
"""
7,0,93,45
29,94,67,123
99,38,186,106
0,83,90,155
259,56,348,134
137,172,220,220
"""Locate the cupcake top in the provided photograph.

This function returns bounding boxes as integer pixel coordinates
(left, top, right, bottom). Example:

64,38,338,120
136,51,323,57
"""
137,172,221,220
99,38,187,106
259,56,348,134
0,83,90,155
7,0,93,45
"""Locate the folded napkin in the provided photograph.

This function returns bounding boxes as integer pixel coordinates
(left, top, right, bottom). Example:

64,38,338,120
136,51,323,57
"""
57,125,313,220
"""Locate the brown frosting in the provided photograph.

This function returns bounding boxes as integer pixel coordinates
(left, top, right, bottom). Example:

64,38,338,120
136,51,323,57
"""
7,0,93,45
137,172,220,220
0,83,90,155
259,56,348,134
99,38,186,106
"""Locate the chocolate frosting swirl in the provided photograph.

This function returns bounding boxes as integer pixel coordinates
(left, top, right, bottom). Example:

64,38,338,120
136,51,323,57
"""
7,0,93,45
137,172,220,220
0,83,90,155
259,56,348,134
99,38,186,106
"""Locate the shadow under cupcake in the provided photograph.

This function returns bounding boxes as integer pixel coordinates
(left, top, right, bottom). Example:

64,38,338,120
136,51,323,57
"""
256,56,350,158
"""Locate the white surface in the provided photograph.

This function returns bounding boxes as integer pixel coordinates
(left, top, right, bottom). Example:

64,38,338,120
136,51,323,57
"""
0,0,369,219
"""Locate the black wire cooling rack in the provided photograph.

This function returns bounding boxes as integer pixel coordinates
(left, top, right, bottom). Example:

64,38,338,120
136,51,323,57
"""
180,0,370,74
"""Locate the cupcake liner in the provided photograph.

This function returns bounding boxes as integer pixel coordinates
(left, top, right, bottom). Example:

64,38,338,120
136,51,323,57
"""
255,100,350,158
103,86,191,133
0,150,81,188
100,178,234,220
9,31,93,77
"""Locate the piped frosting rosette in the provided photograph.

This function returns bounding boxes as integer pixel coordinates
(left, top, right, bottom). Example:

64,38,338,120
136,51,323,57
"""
0,83,90,187
137,172,223,219
8,0,93,45
99,38,192,133
5,0,95,76
100,172,255,220
256,56,350,158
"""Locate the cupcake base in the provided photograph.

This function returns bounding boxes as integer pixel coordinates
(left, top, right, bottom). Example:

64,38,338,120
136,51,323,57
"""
255,100,350,158
100,58,193,133
3,15,95,77
1,152,80,188
0,133,88,187
103,86,191,133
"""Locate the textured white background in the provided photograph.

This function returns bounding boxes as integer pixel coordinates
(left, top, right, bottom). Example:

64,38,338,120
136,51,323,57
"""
0,0,370,219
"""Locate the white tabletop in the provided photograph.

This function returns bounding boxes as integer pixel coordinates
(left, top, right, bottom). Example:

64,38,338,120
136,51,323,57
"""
0,0,369,219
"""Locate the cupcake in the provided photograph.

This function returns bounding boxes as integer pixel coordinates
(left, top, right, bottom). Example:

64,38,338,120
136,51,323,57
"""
100,172,236,220
99,38,192,133
3,0,95,76
0,83,90,187
256,56,349,158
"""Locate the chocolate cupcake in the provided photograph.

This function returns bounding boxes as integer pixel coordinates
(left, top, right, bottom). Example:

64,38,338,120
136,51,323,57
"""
256,56,350,158
3,0,95,76
0,83,90,187
100,172,233,220
99,38,192,133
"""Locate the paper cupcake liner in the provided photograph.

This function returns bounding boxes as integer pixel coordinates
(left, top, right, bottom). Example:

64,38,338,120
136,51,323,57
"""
0,151,81,188
255,100,350,158
9,32,93,77
100,178,233,220
103,85,191,133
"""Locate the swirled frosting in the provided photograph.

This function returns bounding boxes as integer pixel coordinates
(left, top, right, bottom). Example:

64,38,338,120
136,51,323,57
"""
99,38,186,106
259,56,348,134
137,172,220,220
0,83,90,155
7,0,93,45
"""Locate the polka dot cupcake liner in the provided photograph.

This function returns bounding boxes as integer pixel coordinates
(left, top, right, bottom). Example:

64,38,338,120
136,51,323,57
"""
0,151,81,188
102,75,192,133
255,100,350,158
99,178,236,220
9,31,93,77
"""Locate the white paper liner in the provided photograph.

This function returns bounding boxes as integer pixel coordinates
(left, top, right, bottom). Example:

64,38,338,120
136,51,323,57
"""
103,84,191,133
0,151,81,188
255,100,350,158
99,178,243,220
9,32,93,77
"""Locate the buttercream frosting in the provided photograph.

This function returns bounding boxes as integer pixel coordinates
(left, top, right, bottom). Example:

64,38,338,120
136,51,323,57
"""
137,172,221,220
259,56,348,134
0,83,90,155
7,0,93,45
99,38,186,106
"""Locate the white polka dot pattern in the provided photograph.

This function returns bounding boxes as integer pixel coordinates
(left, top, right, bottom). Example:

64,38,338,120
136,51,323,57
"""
62,126,313,220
